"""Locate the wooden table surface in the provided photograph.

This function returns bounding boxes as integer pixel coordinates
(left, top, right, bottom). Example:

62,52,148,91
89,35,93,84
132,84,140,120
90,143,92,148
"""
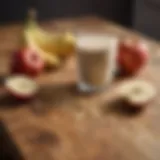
0,16,160,160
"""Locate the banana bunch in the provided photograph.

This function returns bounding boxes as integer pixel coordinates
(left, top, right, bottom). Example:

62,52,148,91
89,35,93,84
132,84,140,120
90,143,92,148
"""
22,10,76,68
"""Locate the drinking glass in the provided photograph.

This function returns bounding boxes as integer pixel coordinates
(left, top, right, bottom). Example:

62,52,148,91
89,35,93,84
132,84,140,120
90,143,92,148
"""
76,33,118,92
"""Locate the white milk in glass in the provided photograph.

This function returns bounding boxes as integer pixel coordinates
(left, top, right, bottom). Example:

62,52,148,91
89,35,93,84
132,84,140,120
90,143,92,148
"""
76,33,118,92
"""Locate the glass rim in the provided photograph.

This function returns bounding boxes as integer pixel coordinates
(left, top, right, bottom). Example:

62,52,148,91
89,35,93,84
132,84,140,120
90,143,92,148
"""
73,31,118,39
75,32,118,52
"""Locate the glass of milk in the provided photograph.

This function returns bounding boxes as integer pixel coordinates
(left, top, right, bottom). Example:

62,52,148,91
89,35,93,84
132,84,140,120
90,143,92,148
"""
76,33,118,92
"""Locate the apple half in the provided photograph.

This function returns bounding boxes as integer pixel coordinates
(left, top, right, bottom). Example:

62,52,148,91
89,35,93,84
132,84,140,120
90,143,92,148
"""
5,75,39,100
117,80,156,107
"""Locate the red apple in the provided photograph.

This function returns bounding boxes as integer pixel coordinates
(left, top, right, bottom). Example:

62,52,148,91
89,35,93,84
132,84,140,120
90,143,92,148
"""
5,75,39,100
21,48,44,76
11,48,44,77
11,52,24,74
118,39,149,75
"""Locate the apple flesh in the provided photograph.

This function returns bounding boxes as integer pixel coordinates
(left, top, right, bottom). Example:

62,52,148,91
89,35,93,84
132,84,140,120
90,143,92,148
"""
117,80,156,108
5,75,39,100
11,48,44,77
118,39,149,75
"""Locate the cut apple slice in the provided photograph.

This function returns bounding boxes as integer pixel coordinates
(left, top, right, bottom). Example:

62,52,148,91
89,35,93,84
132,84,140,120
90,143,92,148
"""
117,80,156,107
5,75,38,99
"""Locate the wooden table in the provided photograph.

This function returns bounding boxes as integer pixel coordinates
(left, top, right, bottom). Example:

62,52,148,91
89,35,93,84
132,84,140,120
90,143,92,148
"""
0,17,160,160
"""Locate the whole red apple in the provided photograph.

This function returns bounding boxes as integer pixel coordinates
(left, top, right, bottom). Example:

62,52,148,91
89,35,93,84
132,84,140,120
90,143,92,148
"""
11,48,44,77
117,39,149,75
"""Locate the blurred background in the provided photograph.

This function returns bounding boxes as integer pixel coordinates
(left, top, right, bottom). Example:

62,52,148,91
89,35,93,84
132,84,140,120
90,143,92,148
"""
0,1,159,160
0,0,132,26
1,0,160,39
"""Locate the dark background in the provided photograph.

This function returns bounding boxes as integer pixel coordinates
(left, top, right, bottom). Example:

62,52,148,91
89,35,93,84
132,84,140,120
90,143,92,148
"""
0,0,133,26
0,0,160,39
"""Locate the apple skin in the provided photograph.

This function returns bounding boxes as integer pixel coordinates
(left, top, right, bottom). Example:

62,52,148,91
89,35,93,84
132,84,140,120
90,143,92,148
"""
6,87,36,101
10,48,44,77
117,40,149,75
123,96,155,109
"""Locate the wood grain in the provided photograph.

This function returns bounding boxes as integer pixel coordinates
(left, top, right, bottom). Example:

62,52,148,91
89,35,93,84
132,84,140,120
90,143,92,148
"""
0,16,160,160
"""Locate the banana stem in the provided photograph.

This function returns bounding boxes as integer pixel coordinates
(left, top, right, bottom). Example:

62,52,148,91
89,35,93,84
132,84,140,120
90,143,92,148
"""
28,8,37,21
24,8,38,29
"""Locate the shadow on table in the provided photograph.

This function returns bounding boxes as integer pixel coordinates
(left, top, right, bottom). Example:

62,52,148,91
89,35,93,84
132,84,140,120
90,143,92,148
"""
0,121,24,160
102,98,143,117
0,73,7,86
29,82,95,115
0,94,29,109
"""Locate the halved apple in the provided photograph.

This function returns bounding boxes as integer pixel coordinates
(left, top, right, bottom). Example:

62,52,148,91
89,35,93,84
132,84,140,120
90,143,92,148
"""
117,80,156,107
5,75,38,100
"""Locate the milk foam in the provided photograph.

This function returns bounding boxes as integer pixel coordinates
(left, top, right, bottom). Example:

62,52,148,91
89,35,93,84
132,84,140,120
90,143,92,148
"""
76,34,111,52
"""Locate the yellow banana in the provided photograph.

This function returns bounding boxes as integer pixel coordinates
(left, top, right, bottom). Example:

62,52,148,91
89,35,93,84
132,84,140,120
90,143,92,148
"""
22,9,76,68
23,29,60,68
25,12,76,56
55,32,76,57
